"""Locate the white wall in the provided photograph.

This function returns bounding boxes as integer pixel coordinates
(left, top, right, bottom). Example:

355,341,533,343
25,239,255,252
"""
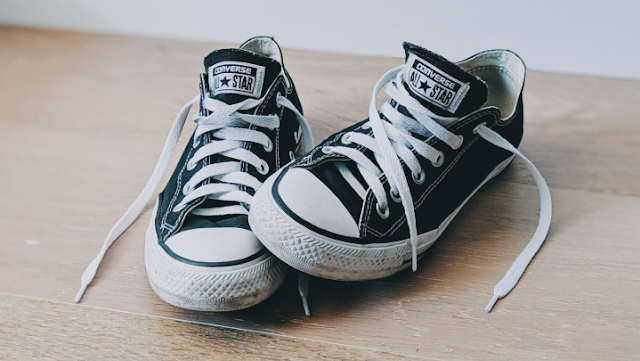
1,0,638,80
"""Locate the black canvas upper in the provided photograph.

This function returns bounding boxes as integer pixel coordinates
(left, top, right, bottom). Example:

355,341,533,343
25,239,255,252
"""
273,44,525,244
154,46,304,255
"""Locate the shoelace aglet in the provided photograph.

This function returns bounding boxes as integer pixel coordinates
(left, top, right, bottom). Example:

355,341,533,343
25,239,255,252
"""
74,251,104,303
301,295,311,317
411,245,418,271
298,272,311,317
485,294,500,313
74,283,88,303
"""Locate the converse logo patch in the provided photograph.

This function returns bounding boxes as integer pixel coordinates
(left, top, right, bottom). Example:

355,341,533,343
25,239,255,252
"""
208,61,266,98
404,53,470,113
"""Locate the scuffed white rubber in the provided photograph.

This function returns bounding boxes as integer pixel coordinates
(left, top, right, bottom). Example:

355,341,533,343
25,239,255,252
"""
145,202,288,311
249,155,515,281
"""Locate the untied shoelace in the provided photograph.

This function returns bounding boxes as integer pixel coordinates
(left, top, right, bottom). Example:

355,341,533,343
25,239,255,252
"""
74,92,314,303
324,65,552,312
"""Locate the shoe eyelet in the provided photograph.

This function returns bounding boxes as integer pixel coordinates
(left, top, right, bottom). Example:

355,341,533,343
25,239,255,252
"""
341,132,353,145
390,189,402,203
322,146,334,154
172,203,187,213
376,203,390,219
186,160,197,171
257,160,270,175
264,139,273,152
361,122,371,130
289,150,295,161
431,152,444,168
192,137,201,149
453,135,463,149
182,183,194,196
473,122,487,134
412,169,426,184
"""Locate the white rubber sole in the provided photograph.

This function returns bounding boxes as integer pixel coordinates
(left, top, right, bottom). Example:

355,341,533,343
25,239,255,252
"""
249,155,515,281
144,202,288,311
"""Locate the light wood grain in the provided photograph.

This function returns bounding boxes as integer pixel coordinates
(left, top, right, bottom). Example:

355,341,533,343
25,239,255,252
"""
0,26,639,360
0,293,412,361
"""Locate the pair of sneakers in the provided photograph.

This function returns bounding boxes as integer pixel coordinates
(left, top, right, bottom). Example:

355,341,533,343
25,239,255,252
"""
75,37,552,314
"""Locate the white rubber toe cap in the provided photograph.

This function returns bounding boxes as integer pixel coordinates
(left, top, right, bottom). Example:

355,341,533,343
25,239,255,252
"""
164,228,264,263
277,168,359,238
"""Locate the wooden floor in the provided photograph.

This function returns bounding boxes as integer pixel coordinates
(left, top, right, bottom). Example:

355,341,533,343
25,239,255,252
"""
1,27,639,360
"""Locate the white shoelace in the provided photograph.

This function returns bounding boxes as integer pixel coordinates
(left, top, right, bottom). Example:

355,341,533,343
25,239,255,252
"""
74,92,314,303
325,65,552,312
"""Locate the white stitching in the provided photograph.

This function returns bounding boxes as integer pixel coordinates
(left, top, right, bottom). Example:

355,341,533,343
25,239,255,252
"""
160,144,194,235
240,76,286,195
361,111,500,237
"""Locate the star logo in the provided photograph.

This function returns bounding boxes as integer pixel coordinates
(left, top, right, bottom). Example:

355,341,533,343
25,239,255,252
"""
419,78,431,92
219,76,230,87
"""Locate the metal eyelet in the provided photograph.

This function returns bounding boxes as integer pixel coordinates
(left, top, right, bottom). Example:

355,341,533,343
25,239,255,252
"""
192,137,201,149
412,169,426,184
257,160,270,175
322,146,333,154
289,150,295,161
453,135,463,150
376,203,390,219
264,139,273,152
341,132,353,145
182,183,194,196
275,92,283,112
473,122,487,134
186,160,197,171
361,122,371,130
390,189,402,203
431,152,444,167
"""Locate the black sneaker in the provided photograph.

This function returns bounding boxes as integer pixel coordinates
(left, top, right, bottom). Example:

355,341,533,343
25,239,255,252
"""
75,37,314,311
249,43,551,312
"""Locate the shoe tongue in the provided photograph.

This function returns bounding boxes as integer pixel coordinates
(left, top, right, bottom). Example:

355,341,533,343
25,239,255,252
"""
203,48,282,104
402,42,488,117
